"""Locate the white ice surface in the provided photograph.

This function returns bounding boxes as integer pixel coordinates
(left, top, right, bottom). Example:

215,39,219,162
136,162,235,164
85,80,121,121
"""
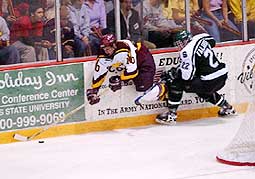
1,115,255,179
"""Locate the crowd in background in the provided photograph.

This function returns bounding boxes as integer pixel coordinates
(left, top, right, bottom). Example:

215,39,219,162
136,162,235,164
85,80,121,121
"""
0,0,254,65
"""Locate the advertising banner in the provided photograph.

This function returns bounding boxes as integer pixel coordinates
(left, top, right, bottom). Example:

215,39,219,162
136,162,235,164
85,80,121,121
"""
0,63,84,132
84,51,211,121
84,44,255,122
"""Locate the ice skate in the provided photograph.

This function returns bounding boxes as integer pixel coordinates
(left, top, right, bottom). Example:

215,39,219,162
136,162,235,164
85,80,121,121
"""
155,111,177,125
218,105,237,117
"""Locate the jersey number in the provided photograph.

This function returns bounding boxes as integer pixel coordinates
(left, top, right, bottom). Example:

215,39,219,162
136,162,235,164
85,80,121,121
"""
126,56,135,64
204,48,219,68
95,61,100,72
181,61,190,70
181,51,190,70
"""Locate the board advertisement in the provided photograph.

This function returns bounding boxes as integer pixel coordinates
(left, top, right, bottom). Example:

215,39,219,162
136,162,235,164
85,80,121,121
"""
0,63,84,132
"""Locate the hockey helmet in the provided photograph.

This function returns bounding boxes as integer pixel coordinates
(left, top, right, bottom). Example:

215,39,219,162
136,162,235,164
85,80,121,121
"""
100,34,116,48
174,30,192,49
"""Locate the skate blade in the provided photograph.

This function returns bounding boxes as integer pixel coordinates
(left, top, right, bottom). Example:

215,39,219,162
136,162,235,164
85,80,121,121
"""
218,111,238,118
155,118,177,125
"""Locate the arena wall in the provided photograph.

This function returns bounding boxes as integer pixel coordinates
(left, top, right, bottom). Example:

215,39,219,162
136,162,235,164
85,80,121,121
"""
1,42,255,144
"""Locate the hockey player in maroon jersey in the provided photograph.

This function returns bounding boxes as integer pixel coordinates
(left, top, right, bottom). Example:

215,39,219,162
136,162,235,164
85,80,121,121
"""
86,34,156,105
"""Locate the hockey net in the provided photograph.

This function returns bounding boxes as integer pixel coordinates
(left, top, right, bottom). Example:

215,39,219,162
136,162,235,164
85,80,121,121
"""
216,102,255,166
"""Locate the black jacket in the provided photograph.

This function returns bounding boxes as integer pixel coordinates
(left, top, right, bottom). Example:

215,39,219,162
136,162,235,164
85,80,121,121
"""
107,8,142,42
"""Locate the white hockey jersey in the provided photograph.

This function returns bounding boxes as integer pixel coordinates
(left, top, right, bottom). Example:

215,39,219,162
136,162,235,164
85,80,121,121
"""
179,33,228,81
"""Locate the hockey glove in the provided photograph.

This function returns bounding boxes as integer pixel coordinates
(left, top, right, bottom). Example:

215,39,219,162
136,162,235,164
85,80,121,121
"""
109,75,122,92
160,67,180,83
86,88,100,105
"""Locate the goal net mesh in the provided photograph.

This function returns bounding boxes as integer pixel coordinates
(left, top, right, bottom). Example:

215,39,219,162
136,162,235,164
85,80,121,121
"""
216,102,255,166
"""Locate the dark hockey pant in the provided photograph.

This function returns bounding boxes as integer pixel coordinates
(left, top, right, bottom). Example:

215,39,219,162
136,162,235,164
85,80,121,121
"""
166,74,228,110
132,43,156,92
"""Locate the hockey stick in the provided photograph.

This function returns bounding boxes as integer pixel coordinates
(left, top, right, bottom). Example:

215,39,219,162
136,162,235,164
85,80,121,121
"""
13,87,109,142
13,103,85,141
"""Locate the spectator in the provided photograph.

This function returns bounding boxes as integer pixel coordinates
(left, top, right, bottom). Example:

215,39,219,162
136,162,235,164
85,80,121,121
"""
13,1,46,17
161,0,172,20
68,0,95,56
107,0,156,49
13,1,30,16
11,2,49,62
44,0,55,21
61,0,71,5
200,0,240,42
104,0,113,14
170,0,199,24
228,0,255,39
43,5,75,60
0,0,8,17
85,0,106,30
0,16,20,65
167,0,207,35
84,0,107,54
0,0,27,25
142,0,183,48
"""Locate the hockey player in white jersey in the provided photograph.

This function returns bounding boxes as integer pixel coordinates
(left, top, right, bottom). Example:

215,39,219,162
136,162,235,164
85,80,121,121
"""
155,30,236,125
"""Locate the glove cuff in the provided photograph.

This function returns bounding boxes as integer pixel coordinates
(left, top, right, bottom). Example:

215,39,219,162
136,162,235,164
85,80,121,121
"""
87,88,99,96
109,75,122,92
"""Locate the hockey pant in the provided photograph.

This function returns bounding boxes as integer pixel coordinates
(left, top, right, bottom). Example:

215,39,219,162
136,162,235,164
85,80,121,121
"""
135,82,167,104
133,44,156,92
167,74,228,110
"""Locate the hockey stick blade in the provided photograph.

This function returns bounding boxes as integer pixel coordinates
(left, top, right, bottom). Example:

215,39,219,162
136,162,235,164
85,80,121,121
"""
13,133,29,141
13,103,85,142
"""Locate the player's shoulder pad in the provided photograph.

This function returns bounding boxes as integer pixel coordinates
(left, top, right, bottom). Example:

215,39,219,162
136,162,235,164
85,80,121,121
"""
194,33,216,48
181,41,195,59
96,51,112,61
115,41,130,53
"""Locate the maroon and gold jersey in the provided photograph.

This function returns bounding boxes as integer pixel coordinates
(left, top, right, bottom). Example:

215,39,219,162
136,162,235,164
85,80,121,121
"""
92,40,139,89
91,39,156,92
